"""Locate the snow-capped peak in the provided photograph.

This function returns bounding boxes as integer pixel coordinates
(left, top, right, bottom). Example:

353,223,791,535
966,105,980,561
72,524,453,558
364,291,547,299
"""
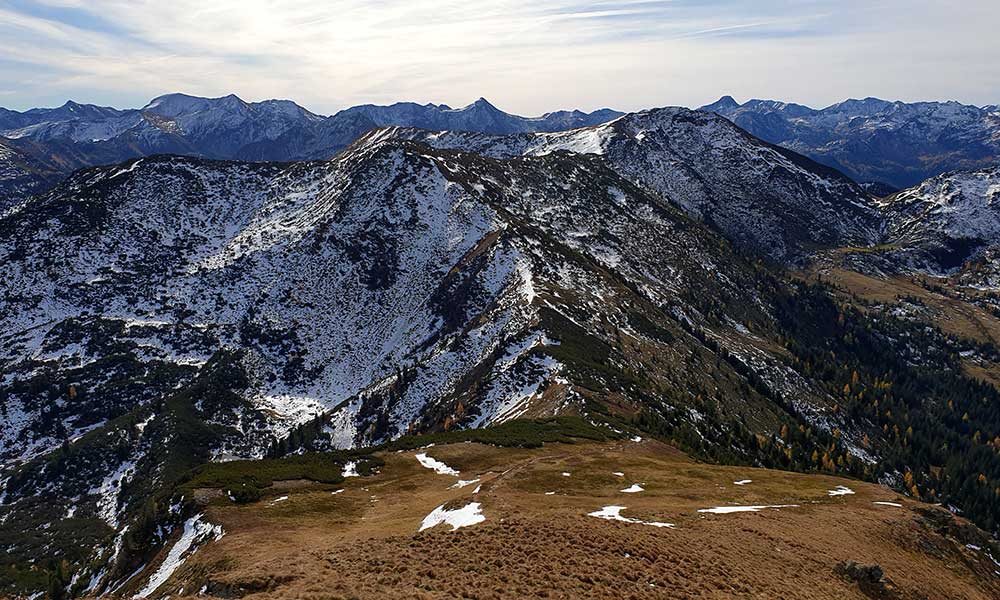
143,92,249,117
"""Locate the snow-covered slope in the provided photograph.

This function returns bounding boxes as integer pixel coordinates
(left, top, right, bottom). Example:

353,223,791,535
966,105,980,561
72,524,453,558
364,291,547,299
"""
0,149,528,457
702,96,1000,189
880,166,1000,271
379,107,885,261
0,138,62,212
0,132,795,464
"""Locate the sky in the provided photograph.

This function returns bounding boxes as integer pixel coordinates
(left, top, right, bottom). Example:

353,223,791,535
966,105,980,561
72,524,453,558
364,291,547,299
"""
0,0,998,115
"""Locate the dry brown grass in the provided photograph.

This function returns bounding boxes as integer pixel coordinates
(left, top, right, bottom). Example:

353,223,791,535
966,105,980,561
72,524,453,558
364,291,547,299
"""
120,439,1000,600
797,260,1000,390
801,266,1000,346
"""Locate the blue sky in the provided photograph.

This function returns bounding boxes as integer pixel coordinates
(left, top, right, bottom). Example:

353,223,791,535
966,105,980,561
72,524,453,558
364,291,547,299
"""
0,0,997,115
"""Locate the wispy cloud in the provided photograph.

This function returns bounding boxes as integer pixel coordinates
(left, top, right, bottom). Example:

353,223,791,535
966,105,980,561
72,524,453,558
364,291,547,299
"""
0,0,997,113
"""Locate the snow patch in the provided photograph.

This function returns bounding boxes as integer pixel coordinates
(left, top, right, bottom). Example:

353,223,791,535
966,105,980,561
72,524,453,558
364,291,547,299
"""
419,502,485,531
109,159,143,180
697,504,799,514
828,485,855,496
588,506,673,528
132,514,223,598
450,478,481,489
415,453,460,476
91,460,136,527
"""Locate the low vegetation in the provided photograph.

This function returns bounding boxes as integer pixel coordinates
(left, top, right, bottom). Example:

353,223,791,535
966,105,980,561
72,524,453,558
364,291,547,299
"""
775,282,1000,531
178,452,380,503
175,416,614,504
378,416,617,450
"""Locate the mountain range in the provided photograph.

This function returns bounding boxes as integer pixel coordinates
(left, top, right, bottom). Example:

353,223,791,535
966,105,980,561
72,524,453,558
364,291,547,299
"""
702,95,1000,189
5,92,1000,214
1,94,1000,599
0,94,621,211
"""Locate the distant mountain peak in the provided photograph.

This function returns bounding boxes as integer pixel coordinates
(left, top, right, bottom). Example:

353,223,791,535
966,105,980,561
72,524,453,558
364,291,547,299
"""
711,95,740,109
143,92,200,113
145,91,200,104
462,97,501,112
827,97,895,113
143,92,250,117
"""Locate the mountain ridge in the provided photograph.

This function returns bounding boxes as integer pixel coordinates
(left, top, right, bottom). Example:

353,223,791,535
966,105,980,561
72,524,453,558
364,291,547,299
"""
5,90,999,211
701,95,1000,188
371,106,885,261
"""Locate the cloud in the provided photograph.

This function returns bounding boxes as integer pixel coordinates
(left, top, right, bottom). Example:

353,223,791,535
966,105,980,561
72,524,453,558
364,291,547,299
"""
0,0,998,114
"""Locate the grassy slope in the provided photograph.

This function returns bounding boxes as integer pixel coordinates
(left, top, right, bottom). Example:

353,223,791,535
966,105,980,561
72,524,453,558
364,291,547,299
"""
112,431,1000,600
